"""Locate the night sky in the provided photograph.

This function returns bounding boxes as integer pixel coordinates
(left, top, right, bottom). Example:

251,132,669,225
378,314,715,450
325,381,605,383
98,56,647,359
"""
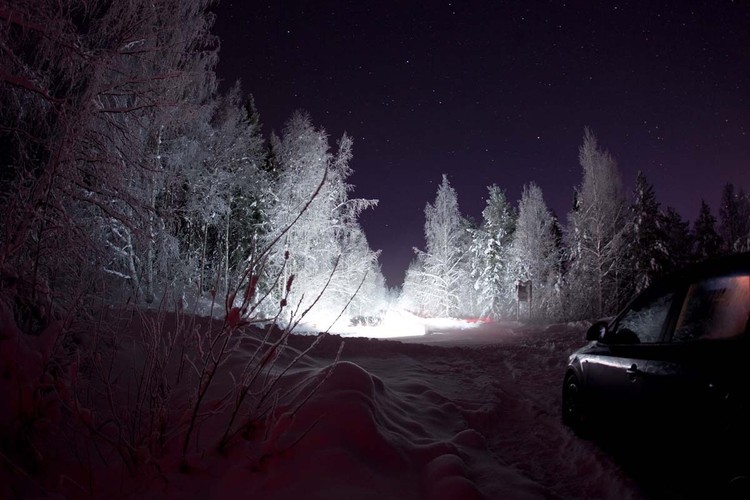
212,1,749,287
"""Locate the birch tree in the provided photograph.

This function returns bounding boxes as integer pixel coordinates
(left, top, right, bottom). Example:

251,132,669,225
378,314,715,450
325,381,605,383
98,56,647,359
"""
566,128,627,318
400,175,469,317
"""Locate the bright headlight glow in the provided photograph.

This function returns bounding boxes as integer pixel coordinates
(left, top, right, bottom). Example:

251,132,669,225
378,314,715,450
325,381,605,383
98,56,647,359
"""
331,308,487,339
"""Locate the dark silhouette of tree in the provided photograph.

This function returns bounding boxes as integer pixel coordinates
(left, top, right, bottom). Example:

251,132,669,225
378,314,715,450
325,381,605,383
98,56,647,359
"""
626,171,670,294
719,183,750,253
661,207,692,272
693,199,723,261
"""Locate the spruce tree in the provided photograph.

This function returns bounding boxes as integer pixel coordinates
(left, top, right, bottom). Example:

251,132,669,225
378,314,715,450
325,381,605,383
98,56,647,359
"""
628,171,669,294
661,207,691,272
418,174,470,317
469,185,516,318
693,200,722,261
719,184,750,253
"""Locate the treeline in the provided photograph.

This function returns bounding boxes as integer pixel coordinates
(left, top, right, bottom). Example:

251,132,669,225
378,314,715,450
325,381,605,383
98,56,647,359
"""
2,1,747,331
0,0,386,327
400,128,750,321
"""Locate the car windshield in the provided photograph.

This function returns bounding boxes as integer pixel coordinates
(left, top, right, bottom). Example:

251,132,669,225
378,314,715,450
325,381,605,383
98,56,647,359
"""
614,291,675,343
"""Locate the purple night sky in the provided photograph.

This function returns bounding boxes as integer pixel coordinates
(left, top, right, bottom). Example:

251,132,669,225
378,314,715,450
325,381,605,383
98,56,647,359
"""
212,1,749,287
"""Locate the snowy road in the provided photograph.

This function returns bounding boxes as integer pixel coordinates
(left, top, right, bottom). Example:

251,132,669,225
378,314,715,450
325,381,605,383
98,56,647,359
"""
364,321,737,499
385,323,645,499
273,322,647,499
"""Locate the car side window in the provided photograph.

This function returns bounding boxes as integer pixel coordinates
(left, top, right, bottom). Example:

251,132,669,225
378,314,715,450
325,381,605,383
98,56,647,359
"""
672,275,750,342
611,291,675,344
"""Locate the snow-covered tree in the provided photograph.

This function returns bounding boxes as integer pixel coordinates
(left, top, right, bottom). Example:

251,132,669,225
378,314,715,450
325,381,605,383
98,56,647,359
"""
693,200,722,261
0,0,219,306
455,216,482,317
565,128,627,319
164,84,268,302
399,254,430,315
401,175,469,317
510,183,561,319
266,112,383,322
468,185,516,317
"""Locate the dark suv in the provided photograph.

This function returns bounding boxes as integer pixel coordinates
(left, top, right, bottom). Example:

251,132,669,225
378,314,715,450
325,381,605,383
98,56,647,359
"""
562,253,750,486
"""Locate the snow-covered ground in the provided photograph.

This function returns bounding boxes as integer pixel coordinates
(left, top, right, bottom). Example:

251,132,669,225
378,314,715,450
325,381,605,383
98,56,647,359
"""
4,315,655,499
295,321,645,500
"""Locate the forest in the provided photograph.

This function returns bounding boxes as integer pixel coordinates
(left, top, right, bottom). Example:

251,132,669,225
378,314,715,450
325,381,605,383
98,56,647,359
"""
2,2,748,334
402,133,750,321
2,1,750,495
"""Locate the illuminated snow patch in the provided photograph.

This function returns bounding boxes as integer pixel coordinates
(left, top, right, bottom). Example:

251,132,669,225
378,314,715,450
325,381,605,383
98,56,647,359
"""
341,308,427,338
421,316,490,332
291,307,491,339
332,310,489,339
298,308,426,338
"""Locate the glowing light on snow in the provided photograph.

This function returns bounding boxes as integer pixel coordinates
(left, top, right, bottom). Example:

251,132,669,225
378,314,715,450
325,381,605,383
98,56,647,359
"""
298,307,427,338
367,308,427,338
335,308,487,339
292,302,491,339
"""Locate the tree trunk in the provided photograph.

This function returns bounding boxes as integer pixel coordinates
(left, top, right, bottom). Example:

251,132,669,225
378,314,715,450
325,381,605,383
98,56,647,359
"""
225,210,230,296
199,224,208,294
125,229,143,302
144,174,156,304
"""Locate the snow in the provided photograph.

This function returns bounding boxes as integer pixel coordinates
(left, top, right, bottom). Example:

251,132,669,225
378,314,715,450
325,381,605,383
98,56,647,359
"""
301,309,493,339
2,314,645,499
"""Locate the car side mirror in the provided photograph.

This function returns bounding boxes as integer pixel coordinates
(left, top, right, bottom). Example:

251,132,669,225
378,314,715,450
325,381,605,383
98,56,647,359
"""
586,321,608,342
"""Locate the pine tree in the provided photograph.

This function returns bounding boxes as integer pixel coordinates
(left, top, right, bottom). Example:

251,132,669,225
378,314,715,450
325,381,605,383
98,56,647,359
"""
135,81,270,309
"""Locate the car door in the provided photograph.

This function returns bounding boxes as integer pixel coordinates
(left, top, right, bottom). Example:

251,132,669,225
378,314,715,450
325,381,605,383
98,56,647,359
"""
643,273,750,430
584,285,679,420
